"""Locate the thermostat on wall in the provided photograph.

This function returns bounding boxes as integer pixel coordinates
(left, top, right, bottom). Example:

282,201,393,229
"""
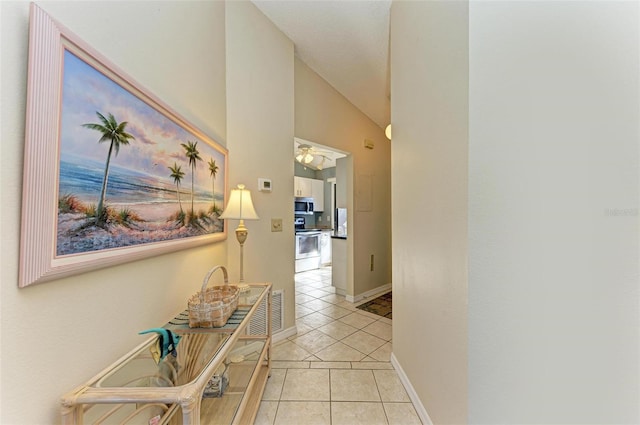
258,178,272,192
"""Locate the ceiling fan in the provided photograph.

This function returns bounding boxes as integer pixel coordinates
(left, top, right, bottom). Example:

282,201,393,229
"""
295,144,330,170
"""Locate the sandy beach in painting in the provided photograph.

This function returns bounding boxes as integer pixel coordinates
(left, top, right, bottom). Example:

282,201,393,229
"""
56,201,223,256
109,201,215,222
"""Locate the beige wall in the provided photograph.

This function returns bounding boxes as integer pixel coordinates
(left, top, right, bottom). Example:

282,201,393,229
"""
295,59,391,299
390,1,469,424
225,1,296,330
468,2,639,422
0,0,294,422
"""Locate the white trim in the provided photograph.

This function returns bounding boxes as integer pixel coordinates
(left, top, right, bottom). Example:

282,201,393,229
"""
346,283,392,304
391,352,434,425
272,325,297,344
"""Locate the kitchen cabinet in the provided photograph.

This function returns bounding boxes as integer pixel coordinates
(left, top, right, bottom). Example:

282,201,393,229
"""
294,176,325,212
331,238,347,293
60,283,272,425
294,176,312,198
311,179,324,212
320,230,332,265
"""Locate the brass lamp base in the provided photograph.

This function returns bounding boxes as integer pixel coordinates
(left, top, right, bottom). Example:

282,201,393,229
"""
235,220,248,283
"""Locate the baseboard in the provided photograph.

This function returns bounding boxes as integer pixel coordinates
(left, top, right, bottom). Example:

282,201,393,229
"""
272,325,297,344
346,283,392,304
390,352,434,425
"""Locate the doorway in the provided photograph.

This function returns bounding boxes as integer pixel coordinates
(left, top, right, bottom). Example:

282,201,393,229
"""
293,138,350,293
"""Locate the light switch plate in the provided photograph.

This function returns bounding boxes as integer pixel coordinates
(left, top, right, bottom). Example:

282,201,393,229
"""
271,218,283,232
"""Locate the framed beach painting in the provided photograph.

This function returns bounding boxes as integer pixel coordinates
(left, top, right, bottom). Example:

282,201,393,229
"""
19,5,227,287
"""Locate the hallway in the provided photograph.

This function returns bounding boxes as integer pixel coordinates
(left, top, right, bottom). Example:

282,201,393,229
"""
255,268,422,424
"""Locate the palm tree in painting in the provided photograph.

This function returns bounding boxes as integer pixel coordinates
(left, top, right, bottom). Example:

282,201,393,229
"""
180,140,202,214
207,158,219,212
168,163,185,213
82,112,135,224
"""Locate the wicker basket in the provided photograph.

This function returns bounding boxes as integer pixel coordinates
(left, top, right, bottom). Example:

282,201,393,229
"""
187,266,239,328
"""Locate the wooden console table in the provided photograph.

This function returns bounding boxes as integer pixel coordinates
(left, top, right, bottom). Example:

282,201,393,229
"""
60,283,272,425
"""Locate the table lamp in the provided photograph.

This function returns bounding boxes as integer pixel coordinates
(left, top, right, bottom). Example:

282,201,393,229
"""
219,184,259,283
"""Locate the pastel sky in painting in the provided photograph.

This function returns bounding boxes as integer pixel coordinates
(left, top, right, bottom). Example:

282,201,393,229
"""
59,49,225,188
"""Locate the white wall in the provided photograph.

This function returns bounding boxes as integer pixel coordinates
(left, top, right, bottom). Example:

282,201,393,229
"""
391,2,468,424
392,0,639,423
225,1,296,330
468,2,639,422
390,2,469,423
295,59,391,299
0,2,227,423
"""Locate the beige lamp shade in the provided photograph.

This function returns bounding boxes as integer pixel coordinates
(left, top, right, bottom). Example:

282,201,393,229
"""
220,184,259,220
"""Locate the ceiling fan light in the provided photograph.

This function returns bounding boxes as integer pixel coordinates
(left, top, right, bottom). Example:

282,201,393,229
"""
303,153,314,164
296,153,304,162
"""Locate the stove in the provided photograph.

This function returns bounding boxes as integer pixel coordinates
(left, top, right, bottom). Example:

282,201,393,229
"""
295,217,326,234
294,217,306,231
294,217,321,272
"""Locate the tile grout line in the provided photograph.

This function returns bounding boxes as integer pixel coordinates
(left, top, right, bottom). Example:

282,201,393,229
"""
371,368,390,424
329,368,333,425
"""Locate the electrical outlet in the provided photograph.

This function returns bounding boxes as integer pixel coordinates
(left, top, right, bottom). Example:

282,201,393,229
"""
271,218,283,232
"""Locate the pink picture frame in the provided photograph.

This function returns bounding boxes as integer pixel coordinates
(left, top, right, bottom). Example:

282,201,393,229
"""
19,4,228,288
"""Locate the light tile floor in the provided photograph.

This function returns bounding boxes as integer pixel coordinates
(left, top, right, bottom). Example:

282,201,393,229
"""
255,267,422,425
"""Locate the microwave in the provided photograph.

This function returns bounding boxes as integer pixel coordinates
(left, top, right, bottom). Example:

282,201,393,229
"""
294,197,314,215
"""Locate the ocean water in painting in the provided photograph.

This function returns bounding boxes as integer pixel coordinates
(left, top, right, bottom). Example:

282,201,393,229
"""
58,156,216,207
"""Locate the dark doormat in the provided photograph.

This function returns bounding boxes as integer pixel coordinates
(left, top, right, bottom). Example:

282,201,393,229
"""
356,291,392,319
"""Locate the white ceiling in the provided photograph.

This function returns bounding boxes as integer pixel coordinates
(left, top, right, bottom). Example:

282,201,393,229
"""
252,0,391,129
